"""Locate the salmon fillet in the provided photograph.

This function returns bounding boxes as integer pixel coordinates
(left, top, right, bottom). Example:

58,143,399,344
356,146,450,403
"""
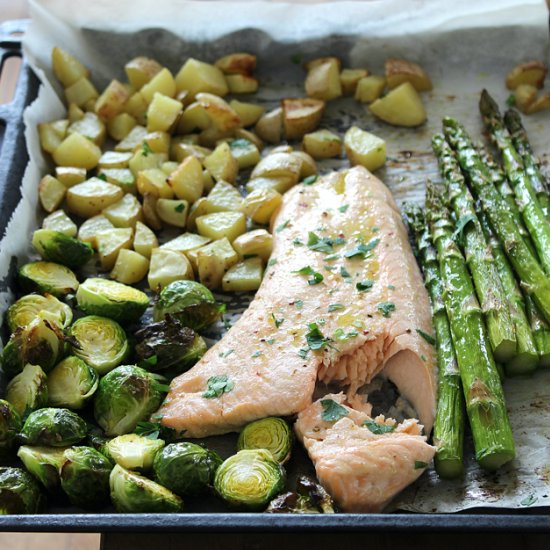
294,393,436,512
158,166,436,438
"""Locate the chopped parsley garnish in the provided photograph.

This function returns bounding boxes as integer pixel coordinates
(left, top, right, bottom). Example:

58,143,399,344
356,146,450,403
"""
324,254,339,262
377,301,396,317
134,421,176,441
416,329,436,345
276,220,290,233
420,354,427,362
356,280,374,292
302,175,318,186
294,299,304,309
328,303,345,312
174,202,185,213
266,338,276,345
388,284,396,290
251,351,262,358
202,375,234,399
271,313,284,328
324,265,336,271
506,94,516,107
218,349,234,358
293,265,324,285
320,399,349,422
338,204,349,213
267,258,278,267
298,348,309,359
229,138,251,150
520,494,538,507
371,226,380,233
305,322,337,352
363,420,396,434
344,238,380,259
307,232,334,253
333,328,359,341
97,173,107,181
139,355,158,369
414,460,428,470
293,238,304,246
340,266,351,279
141,141,152,157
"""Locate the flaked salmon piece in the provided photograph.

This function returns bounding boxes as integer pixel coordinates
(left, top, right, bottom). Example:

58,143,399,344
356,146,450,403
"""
294,393,436,512
158,166,436,437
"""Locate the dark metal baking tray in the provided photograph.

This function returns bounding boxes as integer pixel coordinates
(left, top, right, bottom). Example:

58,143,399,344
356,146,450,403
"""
0,19,549,533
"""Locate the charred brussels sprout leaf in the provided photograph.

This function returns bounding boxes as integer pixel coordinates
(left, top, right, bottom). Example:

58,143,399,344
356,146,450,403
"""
153,280,224,331
0,466,44,514
87,425,111,452
135,316,207,374
153,442,222,497
237,417,293,464
5,363,49,418
60,446,113,509
32,229,93,269
214,449,286,510
76,278,149,324
18,261,79,297
93,365,165,436
17,445,67,492
6,293,73,333
47,356,99,409
267,475,336,514
68,316,129,375
0,400,21,460
104,434,164,472
109,463,183,513
19,408,87,447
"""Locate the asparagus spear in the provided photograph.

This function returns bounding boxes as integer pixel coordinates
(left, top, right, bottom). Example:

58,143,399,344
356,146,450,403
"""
404,204,464,479
504,108,550,220
526,297,550,368
432,134,516,363
427,182,515,470
442,117,550,325
479,90,550,275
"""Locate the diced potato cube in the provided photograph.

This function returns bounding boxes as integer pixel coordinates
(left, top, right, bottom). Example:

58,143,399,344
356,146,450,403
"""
142,194,162,230
198,127,236,149
171,142,211,164
102,194,143,228
385,58,433,92
99,169,136,194
175,58,228,98
202,169,214,194
78,215,114,248
67,177,124,218
282,98,325,140
107,113,137,141
142,131,171,155
196,211,246,242
68,112,106,146
186,197,210,231
305,58,342,101
506,60,547,90
55,166,87,188
124,92,148,126
38,120,68,154
161,233,211,256
43,210,78,237
162,161,179,175
340,69,368,96
68,103,85,123
52,47,89,87
270,145,293,154
156,198,189,227
344,126,386,171
355,75,386,104
115,125,148,152
226,74,259,94
146,93,183,132
133,221,158,259
195,93,241,131
228,139,261,170
232,229,273,263
111,249,149,284
245,176,296,195
305,57,342,71
167,156,204,203
369,82,426,127
39,175,66,213
254,107,283,144
222,257,263,292
303,129,342,159
204,142,238,184
140,68,176,103
251,152,302,184
125,57,163,90
292,151,317,178
229,100,265,127
205,181,244,213
195,238,239,290
53,133,102,170
136,168,174,199
513,84,538,114
95,80,130,120
65,77,99,108
526,92,550,114
242,188,282,225
96,228,133,271
215,53,257,75
177,102,211,134
148,248,194,290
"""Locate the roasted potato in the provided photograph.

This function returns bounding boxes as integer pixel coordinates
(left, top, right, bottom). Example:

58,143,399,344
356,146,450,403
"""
385,58,433,92
52,47,90,87
355,75,386,104
111,249,149,285
148,248,194,290
125,56,163,90
305,58,342,101
95,80,130,120
254,107,283,144
222,257,263,292
175,58,228,98
506,61,547,90
369,82,426,127
302,129,342,159
340,68,368,96
344,126,386,171
282,98,325,140
215,53,257,75
53,132,102,169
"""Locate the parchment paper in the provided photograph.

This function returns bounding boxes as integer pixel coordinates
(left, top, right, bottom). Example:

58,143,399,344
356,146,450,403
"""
1,0,549,513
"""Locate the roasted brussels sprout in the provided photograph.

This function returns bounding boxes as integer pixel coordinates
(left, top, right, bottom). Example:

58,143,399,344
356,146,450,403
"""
0,400,21,460
17,445,66,492
76,278,149,324
2,314,65,377
68,316,129,375
18,261,79,297
266,475,336,514
32,228,93,269
109,463,183,513
135,315,207,374
214,449,286,510
153,442,222,497
94,365,166,436
19,408,87,447
87,424,111,452
153,280,224,331
0,466,43,514
5,363,49,417
6,292,72,333
104,434,164,472
237,417,293,464
59,446,113,509
47,356,99,409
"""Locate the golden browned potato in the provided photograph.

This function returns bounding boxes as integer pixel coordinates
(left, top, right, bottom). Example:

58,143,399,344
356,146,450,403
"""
124,91,148,125
133,221,159,258
222,257,263,292
506,60,547,90
355,75,386,104
233,229,273,262
66,178,124,218
385,58,433,92
344,126,386,171
142,194,163,231
254,107,284,144
292,151,317,178
111,249,149,285
242,188,282,225
148,248,194,290
53,132,102,169
175,58,228,98
78,215,114,248
305,58,342,101
196,211,247,242
67,112,106,146
102,194,143,228
215,53,257,75
305,57,342,72
229,100,265,127
43,210,77,237
204,181,244,213
526,92,550,114
125,56,163,90
55,166,87,188
140,68,177,103
228,138,260,169
64,77,98,108
226,74,259,94
52,47,90,87
340,68,368,96
96,228,133,271
136,168,174,199
107,113,137,141
282,98,325,140
512,84,538,114
95,80,130,120
195,93,242,131
251,152,302,184
146,93,183,132
156,199,189,227
38,119,69,154
302,129,342,159
204,142,238,184
39,175,66,213
167,155,204,203
369,82,426,127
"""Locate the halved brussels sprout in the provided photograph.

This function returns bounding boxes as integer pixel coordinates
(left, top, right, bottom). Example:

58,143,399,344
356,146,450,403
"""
5,363,49,418
0,400,21,460
94,365,166,436
1,314,65,377
214,449,286,510
68,316,129,375
237,417,293,464
153,442,222,497
60,446,113,509
17,445,67,492
47,356,99,409
109,463,183,513
104,434,164,472
6,293,72,333
32,229,93,269
0,466,43,514
18,261,79,297
152,280,224,331
76,277,149,324
87,425,111,453
266,475,336,514
19,408,87,447
135,315,207,374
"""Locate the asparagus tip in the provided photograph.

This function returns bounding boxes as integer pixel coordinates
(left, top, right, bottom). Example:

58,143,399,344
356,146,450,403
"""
479,89,500,118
